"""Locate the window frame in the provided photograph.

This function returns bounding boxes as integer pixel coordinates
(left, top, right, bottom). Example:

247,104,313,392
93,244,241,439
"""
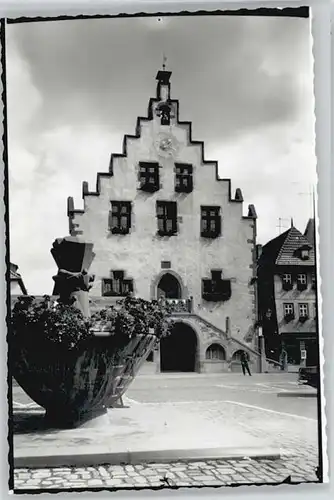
298,303,309,320
297,273,307,291
102,271,134,297
138,162,160,192
175,163,193,193
283,302,295,321
156,201,178,236
202,270,231,302
109,201,132,235
201,206,221,238
282,273,293,291
205,344,225,361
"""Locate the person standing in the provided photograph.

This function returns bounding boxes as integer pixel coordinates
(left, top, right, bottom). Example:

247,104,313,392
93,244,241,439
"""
240,351,251,376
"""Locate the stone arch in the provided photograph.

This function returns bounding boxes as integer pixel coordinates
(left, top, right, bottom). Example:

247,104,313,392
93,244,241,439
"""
231,349,247,361
160,320,199,372
150,270,187,300
205,343,226,361
230,348,254,373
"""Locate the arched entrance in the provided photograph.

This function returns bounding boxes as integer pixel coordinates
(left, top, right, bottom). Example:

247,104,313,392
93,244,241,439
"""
160,322,198,372
157,273,181,299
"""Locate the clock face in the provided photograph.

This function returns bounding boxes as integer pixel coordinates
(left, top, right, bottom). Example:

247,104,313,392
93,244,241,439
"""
155,133,179,158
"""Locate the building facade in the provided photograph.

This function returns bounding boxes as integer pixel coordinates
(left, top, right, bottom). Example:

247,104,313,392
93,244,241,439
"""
67,68,261,373
257,219,318,371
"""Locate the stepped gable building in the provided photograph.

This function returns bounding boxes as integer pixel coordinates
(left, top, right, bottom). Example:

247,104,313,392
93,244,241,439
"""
257,218,318,370
67,67,260,374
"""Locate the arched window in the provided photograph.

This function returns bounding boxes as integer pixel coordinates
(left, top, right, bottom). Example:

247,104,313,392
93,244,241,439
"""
232,349,246,361
205,344,226,361
157,273,181,299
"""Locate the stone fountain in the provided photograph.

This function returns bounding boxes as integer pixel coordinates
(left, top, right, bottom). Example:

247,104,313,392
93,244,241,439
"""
12,236,158,428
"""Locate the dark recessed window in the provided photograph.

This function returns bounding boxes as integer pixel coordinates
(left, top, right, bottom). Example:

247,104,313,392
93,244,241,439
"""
161,261,171,269
297,274,307,291
201,206,221,238
205,344,226,361
202,270,231,302
138,162,160,192
299,303,309,322
109,201,131,234
283,303,295,321
175,164,193,193
157,201,177,236
282,274,293,291
102,271,133,297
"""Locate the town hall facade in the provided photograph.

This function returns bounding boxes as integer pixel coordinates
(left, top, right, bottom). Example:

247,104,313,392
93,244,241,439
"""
67,67,262,373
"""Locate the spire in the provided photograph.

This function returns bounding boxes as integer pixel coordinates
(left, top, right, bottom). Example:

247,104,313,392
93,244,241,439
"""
290,217,294,228
156,56,172,101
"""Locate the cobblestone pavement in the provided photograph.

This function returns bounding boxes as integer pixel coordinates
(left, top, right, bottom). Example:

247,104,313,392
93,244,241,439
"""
13,400,320,491
14,456,319,491
13,375,321,491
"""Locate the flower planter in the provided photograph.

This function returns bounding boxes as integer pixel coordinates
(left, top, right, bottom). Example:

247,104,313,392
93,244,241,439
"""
11,236,171,428
13,331,157,428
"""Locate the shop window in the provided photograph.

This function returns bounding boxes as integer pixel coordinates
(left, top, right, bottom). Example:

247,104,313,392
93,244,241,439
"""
109,201,131,234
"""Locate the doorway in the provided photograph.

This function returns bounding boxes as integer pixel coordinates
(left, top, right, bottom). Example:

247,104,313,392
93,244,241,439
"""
157,273,181,299
160,322,197,372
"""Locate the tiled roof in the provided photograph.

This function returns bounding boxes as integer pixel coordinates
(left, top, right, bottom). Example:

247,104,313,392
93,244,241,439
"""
275,226,315,266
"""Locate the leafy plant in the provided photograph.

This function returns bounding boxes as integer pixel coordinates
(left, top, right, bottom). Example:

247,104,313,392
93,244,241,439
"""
11,295,173,352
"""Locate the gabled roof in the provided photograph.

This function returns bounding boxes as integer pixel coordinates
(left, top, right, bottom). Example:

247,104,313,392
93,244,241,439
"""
259,225,315,267
275,226,315,266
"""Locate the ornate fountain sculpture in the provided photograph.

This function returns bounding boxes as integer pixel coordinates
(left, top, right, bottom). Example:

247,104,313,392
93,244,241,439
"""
12,236,166,428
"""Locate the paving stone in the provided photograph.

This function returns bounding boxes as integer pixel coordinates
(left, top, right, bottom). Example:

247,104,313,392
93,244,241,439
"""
133,476,149,484
87,479,104,486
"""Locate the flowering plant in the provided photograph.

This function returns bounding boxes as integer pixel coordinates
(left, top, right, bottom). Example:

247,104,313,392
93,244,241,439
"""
11,295,173,351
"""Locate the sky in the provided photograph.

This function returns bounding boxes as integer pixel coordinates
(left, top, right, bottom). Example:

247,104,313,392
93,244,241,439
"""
6,14,317,295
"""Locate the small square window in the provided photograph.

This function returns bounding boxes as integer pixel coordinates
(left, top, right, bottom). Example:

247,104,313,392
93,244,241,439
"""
138,162,160,192
283,303,294,321
175,164,193,193
109,201,131,234
157,201,177,236
299,303,309,321
201,206,221,238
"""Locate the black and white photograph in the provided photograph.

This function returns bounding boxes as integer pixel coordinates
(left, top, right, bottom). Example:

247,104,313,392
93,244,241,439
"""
3,6,326,493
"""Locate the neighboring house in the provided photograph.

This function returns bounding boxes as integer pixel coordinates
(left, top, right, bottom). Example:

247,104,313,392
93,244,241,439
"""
257,219,318,371
67,67,261,373
10,263,27,296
